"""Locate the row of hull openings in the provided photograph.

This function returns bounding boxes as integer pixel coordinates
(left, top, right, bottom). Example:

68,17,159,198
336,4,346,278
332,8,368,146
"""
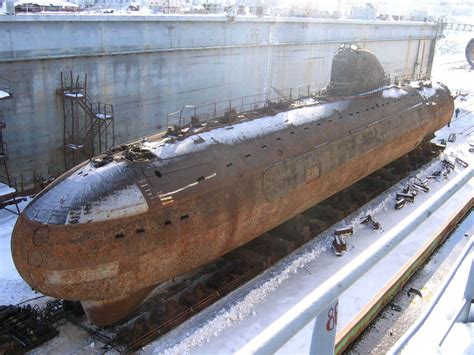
152,95,421,184
125,147,321,239
114,214,190,239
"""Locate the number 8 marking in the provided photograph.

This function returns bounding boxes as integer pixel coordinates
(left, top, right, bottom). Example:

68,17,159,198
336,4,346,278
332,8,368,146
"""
326,301,339,331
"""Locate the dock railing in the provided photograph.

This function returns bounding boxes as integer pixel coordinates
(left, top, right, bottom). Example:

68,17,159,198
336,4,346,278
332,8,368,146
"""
235,166,473,355
166,73,429,129
166,80,328,128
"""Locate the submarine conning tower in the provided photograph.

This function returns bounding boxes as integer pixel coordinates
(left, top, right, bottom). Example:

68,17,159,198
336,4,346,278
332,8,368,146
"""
327,43,388,97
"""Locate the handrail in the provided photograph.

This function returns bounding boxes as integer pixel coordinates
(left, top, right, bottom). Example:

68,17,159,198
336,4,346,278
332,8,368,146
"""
166,73,430,129
166,79,330,127
389,238,474,354
236,166,473,355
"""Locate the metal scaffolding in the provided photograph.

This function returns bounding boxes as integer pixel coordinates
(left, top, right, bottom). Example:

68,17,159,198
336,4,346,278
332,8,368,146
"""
58,72,115,170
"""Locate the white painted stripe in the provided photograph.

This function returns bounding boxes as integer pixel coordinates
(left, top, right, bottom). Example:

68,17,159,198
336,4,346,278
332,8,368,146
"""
45,262,119,285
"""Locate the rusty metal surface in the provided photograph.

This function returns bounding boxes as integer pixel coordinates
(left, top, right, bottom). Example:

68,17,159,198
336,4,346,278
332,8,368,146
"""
11,51,454,326
43,140,440,352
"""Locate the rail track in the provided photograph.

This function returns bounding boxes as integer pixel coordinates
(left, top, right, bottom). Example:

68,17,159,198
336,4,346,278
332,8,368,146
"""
2,137,466,354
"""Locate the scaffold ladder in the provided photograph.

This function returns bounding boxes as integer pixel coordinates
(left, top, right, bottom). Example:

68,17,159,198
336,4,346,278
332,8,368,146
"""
58,71,115,170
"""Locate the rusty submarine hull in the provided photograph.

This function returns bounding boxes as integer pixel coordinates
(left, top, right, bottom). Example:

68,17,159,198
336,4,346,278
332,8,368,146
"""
11,45,454,326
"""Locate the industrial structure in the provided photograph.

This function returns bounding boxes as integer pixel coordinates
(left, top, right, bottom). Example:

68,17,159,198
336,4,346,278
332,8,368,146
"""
58,72,115,170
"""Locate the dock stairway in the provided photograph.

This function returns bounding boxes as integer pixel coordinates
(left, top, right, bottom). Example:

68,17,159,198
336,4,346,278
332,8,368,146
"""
58,72,115,170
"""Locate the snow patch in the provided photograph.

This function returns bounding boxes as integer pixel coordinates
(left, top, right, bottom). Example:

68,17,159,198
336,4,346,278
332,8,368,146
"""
67,184,148,224
0,183,15,196
382,87,408,98
64,92,84,98
418,86,437,99
0,90,10,99
95,113,113,119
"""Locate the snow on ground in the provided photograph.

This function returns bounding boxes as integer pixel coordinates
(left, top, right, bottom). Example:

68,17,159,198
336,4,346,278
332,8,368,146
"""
0,198,44,305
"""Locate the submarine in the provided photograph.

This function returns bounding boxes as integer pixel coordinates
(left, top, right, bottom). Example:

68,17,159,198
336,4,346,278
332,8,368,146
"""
11,44,454,325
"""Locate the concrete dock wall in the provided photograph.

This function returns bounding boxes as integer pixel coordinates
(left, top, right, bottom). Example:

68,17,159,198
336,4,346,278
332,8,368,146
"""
0,15,439,189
